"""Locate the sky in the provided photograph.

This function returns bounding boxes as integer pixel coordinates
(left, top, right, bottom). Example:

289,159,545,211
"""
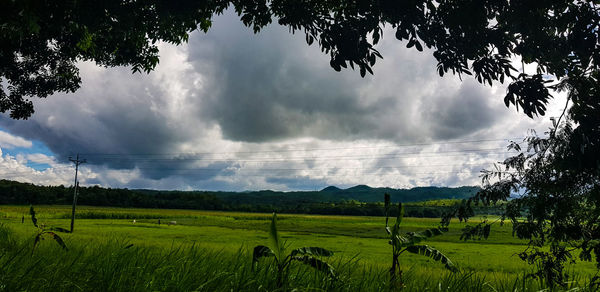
0,12,568,191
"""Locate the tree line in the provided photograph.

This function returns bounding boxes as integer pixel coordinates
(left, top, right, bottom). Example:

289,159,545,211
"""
0,179,497,217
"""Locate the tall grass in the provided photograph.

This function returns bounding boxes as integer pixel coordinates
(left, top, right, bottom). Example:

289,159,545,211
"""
1,206,599,291
0,223,17,251
0,224,597,291
57,211,165,220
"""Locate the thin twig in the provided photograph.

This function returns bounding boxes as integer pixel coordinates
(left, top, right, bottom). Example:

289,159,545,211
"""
554,97,570,132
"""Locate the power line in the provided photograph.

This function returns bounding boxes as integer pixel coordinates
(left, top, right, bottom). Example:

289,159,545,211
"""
84,154,512,165
0,148,515,174
82,148,510,163
116,161,500,171
0,169,513,180
0,138,522,184
86,170,513,178
77,138,523,157
0,158,508,180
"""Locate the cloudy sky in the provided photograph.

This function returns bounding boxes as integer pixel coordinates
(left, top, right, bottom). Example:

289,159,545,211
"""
0,12,567,191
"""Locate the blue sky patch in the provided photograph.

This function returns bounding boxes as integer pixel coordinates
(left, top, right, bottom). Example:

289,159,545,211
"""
0,128,56,171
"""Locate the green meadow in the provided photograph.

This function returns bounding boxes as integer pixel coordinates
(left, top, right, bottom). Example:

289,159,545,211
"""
0,205,598,291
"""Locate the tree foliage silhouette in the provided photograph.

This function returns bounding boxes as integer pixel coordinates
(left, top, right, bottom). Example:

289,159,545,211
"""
443,119,600,286
1,0,598,123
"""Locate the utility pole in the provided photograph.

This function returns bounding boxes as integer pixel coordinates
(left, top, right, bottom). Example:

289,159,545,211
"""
69,154,86,232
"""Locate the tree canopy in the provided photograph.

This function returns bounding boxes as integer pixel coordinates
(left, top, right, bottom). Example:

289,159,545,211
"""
444,118,600,286
1,0,598,122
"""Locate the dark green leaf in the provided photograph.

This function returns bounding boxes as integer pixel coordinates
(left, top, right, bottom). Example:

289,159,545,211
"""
292,255,336,278
269,213,283,260
398,227,448,247
391,234,410,247
252,245,275,264
290,247,333,257
32,233,41,255
306,34,314,45
405,245,456,271
395,29,403,40
415,41,423,52
49,227,71,233
384,193,391,227
47,231,68,250
395,202,404,228
330,59,341,72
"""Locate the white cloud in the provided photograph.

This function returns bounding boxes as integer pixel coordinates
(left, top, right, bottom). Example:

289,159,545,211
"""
0,130,32,149
26,153,56,165
0,151,72,186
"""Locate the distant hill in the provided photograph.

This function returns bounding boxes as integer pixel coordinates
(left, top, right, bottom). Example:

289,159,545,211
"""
321,186,341,192
346,184,371,191
0,179,480,210
196,184,480,205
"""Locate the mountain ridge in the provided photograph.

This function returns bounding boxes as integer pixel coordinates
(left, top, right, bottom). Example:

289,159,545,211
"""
0,179,480,207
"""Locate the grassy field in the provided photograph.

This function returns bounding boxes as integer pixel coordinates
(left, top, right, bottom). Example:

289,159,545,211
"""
0,205,598,291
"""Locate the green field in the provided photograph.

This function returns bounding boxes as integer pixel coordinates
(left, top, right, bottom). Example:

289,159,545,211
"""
0,205,597,291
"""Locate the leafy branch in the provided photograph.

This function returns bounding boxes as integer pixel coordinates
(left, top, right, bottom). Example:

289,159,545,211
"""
384,193,456,289
252,213,336,288
30,206,68,255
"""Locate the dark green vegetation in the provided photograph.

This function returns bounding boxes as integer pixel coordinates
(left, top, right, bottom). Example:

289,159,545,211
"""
252,213,336,288
384,194,455,288
29,206,68,254
0,179,488,217
452,123,600,288
1,205,599,291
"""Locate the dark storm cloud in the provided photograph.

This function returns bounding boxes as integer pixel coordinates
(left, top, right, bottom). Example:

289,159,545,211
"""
422,82,500,140
0,60,206,179
188,25,377,142
186,12,503,143
2,12,504,153
0,11,514,189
